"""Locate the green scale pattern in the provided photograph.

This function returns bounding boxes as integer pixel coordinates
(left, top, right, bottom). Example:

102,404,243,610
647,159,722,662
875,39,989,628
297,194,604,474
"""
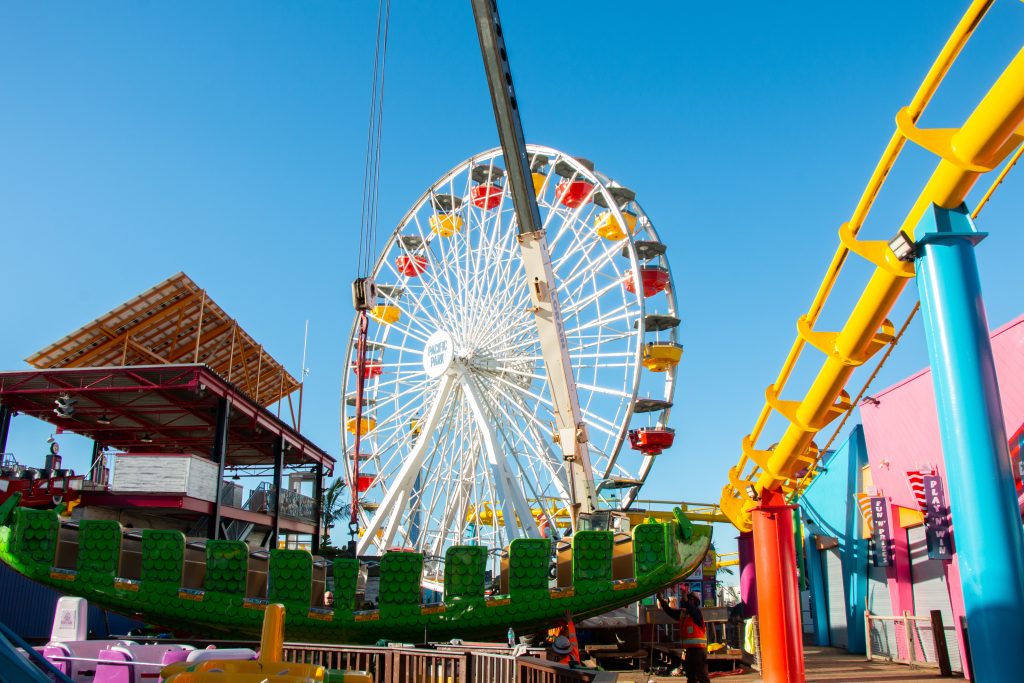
205,540,248,594
444,546,486,600
633,523,668,575
270,550,312,605
142,530,184,584
508,538,549,594
78,520,121,576
332,558,359,611
378,552,423,629
11,508,58,567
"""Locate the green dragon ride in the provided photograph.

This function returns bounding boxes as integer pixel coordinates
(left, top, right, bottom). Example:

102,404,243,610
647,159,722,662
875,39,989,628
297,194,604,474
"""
0,494,710,644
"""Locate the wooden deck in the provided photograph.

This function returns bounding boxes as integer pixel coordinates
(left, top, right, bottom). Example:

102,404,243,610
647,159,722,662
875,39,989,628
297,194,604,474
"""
616,646,958,682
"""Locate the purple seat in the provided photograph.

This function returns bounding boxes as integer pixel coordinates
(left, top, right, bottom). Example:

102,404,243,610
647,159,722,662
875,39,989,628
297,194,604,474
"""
95,644,190,683
45,640,134,683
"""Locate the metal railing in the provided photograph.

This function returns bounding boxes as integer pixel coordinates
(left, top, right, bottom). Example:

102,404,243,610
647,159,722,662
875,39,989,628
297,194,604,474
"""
279,643,606,683
865,610,960,673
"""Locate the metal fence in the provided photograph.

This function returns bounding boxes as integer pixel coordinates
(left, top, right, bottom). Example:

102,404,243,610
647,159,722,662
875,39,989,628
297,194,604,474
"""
280,642,607,682
865,610,960,673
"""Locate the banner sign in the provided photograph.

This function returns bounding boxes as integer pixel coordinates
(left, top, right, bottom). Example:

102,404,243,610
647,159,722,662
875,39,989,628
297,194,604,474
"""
922,475,954,560
870,496,893,567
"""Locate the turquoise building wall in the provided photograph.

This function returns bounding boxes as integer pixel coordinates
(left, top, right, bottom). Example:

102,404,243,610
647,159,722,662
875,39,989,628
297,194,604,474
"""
798,425,869,653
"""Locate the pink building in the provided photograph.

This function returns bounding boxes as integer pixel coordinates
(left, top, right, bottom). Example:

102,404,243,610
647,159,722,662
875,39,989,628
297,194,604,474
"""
859,314,1024,675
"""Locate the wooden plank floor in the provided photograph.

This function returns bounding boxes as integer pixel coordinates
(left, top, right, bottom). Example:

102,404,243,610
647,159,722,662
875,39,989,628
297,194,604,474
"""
616,647,957,682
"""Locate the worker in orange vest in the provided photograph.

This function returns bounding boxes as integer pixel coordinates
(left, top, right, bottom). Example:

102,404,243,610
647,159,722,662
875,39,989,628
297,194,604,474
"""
658,591,709,683
547,612,581,666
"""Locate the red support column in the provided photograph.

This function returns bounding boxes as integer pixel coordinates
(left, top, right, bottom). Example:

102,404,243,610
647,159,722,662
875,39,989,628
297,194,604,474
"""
753,489,805,683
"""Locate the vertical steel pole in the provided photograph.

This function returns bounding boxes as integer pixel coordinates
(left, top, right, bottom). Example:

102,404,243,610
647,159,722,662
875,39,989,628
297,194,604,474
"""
312,461,324,554
915,203,1024,682
0,404,11,455
209,396,231,540
271,435,284,549
752,489,805,683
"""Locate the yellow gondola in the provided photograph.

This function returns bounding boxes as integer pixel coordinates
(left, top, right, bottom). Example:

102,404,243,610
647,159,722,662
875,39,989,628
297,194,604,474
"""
532,172,547,196
429,213,464,237
369,305,401,325
594,209,638,241
642,342,683,372
345,417,376,435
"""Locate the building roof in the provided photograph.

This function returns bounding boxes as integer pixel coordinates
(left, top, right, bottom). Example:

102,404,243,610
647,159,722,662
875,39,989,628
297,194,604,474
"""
0,365,333,473
25,273,300,408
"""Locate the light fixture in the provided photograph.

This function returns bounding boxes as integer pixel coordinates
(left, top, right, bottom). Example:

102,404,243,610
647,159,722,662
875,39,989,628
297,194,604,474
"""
96,414,112,425
888,230,916,262
232,473,241,481
139,433,154,444
862,396,880,406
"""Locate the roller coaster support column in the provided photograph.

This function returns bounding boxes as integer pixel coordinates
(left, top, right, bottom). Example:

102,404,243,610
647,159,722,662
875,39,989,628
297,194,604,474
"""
915,203,1024,681
736,531,757,617
749,491,802,683
752,489,804,683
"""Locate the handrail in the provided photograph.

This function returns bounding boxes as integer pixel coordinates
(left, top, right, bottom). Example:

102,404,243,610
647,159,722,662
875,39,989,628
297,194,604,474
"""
721,0,1024,530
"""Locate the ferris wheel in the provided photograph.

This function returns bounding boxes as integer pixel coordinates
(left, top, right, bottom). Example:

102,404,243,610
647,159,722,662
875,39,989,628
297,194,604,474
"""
342,145,681,562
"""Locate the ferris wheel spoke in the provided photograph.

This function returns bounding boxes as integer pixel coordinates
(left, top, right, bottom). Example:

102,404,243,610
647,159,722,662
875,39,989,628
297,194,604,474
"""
492,391,571,504
357,371,459,555
566,332,636,353
460,369,538,540
430,432,482,556
564,308,636,338
407,214,465,331
560,278,628,320
555,239,623,299
574,382,632,399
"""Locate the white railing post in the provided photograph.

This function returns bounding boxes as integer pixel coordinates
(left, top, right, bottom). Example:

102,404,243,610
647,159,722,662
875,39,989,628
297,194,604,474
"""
864,610,872,662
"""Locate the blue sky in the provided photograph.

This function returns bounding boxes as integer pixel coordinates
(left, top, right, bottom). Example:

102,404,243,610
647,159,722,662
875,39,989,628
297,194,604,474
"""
1,2,1023,554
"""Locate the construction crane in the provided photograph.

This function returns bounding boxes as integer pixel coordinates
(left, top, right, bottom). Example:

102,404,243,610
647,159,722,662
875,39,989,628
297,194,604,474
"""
470,0,597,527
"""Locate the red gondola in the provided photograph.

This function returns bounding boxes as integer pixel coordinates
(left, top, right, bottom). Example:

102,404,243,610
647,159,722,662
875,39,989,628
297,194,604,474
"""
356,473,376,493
623,267,670,297
471,184,504,209
555,178,594,208
350,358,383,379
396,254,428,277
628,428,675,456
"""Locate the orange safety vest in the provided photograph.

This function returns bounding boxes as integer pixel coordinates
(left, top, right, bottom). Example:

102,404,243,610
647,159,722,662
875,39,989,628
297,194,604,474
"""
680,614,707,649
551,616,581,664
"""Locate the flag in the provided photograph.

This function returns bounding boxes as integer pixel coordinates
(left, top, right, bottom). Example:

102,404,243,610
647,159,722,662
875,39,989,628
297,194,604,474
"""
905,469,933,511
853,492,873,532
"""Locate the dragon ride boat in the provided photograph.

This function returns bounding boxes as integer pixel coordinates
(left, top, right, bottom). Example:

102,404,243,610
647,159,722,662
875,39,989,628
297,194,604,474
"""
0,494,710,644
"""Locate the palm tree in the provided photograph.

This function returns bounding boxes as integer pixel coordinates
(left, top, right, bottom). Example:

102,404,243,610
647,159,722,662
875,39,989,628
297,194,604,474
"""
320,478,351,549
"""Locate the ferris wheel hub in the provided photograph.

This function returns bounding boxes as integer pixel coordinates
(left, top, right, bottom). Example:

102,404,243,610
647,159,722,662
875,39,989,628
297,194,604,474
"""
422,330,455,378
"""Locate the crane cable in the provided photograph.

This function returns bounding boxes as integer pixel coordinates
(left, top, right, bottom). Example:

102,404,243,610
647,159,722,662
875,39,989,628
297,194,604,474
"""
350,0,392,549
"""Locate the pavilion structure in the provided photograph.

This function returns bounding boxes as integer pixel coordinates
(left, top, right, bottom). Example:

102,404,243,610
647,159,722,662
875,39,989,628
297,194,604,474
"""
0,273,334,551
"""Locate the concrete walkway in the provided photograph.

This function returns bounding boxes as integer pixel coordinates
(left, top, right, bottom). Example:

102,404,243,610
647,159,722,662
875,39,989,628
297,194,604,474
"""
617,647,956,682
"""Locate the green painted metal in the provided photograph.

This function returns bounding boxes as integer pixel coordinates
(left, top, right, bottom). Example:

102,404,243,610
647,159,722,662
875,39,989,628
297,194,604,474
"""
0,501,711,644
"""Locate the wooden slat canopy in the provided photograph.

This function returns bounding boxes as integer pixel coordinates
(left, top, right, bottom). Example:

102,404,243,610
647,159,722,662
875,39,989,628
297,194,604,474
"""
25,273,300,408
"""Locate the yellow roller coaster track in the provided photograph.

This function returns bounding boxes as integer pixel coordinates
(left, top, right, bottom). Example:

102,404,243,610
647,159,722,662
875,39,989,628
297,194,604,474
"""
721,0,1024,532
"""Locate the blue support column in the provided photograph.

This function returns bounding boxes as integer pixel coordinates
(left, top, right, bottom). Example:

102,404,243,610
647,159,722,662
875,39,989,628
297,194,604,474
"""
843,427,869,654
802,520,830,647
915,203,1024,681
